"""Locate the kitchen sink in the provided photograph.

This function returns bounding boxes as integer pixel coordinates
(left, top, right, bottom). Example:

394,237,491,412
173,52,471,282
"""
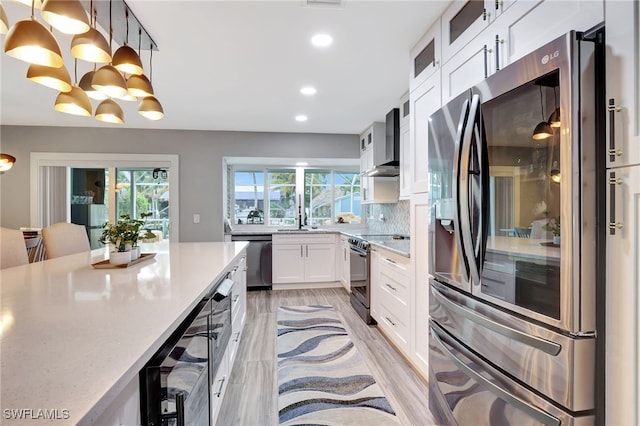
277,228,310,232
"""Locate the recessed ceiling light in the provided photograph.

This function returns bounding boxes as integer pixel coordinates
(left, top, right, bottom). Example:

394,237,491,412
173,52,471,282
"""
311,34,333,47
300,86,317,95
296,162,309,166
295,115,308,122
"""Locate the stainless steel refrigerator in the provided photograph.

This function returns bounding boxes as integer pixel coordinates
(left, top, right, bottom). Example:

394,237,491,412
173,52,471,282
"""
428,31,599,425
70,204,107,249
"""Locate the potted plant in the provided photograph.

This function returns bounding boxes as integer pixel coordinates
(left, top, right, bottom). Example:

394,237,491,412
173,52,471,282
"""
127,212,156,259
100,215,132,264
542,216,560,244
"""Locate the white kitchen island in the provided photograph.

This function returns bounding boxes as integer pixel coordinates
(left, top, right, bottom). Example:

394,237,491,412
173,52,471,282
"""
0,241,248,425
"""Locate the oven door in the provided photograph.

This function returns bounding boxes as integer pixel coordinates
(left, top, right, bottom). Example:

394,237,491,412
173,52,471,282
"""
429,320,594,426
349,245,369,306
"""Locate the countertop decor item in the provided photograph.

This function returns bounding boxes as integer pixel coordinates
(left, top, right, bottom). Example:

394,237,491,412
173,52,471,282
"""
93,252,155,268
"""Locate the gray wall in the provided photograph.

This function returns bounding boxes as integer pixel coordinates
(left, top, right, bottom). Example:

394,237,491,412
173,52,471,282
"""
0,125,358,241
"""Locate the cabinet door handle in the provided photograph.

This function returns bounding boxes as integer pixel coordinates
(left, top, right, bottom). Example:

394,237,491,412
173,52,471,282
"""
495,0,502,10
483,45,488,78
385,283,397,292
609,171,623,234
215,376,227,397
495,35,503,71
233,295,239,302
306,245,309,257
608,98,623,162
300,246,303,257
483,8,489,20
385,258,396,264
233,332,240,342
385,316,397,327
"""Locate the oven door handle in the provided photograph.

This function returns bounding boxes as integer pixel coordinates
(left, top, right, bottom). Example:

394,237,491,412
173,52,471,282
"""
349,245,368,257
430,321,561,426
432,284,561,356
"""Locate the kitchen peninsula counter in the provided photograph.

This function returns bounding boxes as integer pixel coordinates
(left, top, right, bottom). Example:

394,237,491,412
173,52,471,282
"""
0,241,248,425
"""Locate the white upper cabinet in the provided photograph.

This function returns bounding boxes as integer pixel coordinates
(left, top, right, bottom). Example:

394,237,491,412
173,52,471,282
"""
410,20,441,92
606,0,640,168
498,0,604,67
410,72,441,193
359,123,399,204
441,0,494,64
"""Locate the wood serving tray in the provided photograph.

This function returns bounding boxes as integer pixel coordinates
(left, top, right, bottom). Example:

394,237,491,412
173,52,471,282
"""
92,253,156,269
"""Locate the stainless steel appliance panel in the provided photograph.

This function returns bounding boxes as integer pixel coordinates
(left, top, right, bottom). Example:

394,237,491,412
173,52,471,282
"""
429,321,594,426
470,32,596,334
430,280,595,412
349,242,374,324
231,234,272,290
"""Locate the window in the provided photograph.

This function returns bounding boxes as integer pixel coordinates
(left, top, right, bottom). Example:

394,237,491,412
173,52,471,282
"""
115,169,170,238
231,167,361,226
267,170,297,226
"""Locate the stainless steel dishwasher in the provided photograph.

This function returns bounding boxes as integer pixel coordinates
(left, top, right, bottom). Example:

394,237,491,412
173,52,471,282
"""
230,233,272,290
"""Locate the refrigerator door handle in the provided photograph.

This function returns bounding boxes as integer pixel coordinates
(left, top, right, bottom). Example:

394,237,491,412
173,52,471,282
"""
432,284,561,356
458,94,482,285
452,98,472,284
430,322,562,426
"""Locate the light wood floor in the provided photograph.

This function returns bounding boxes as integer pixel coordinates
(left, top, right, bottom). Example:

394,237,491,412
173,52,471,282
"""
217,287,438,426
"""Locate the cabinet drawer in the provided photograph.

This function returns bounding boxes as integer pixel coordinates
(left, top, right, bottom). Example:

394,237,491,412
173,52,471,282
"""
379,267,409,305
484,251,514,274
272,233,335,245
378,300,410,352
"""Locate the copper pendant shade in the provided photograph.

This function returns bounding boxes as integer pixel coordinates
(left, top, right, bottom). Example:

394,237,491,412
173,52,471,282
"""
4,19,63,67
27,63,72,92
0,154,17,172
70,27,111,63
95,98,124,124
127,73,153,98
54,86,92,116
548,108,561,128
0,3,9,35
92,64,127,98
138,96,163,120
78,70,107,100
112,45,143,75
41,0,90,35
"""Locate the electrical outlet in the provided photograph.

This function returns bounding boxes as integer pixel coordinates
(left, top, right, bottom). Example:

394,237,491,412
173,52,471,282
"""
193,213,200,224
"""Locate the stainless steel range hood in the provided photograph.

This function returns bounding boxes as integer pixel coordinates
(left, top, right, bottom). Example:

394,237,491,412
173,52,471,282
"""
362,108,400,177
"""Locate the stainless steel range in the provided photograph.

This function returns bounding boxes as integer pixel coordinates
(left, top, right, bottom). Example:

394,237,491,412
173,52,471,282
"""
348,234,406,325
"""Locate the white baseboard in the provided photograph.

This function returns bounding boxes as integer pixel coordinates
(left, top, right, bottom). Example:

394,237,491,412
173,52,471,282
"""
272,281,341,291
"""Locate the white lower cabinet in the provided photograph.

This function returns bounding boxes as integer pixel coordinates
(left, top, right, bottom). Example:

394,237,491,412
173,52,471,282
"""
210,349,229,424
410,193,429,377
272,234,336,284
606,165,640,426
372,247,412,356
339,236,350,291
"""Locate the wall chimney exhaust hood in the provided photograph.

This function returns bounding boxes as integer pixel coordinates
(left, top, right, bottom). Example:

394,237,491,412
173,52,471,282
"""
362,108,400,177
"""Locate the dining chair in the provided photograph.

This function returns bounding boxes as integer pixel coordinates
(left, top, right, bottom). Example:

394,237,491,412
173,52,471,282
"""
0,227,29,269
42,222,90,259
514,227,532,238
24,237,45,263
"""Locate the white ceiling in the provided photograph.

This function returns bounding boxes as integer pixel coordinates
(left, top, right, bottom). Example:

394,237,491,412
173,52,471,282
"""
1,0,449,135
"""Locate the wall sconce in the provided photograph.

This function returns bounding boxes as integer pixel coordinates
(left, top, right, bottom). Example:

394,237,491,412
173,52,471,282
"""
0,154,16,172
152,168,167,179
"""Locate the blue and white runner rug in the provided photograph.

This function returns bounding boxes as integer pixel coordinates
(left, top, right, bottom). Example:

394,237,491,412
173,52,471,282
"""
277,305,400,425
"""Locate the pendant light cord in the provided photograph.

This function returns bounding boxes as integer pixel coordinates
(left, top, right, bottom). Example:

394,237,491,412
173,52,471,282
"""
149,44,153,83
124,7,129,45
109,0,112,51
539,86,545,121
31,0,34,19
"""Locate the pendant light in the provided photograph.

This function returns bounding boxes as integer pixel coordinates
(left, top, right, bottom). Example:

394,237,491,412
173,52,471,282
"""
548,87,560,128
79,68,107,100
1,2,9,34
70,3,111,63
41,0,89,35
95,98,124,124
91,0,127,98
4,1,63,67
532,86,553,140
139,96,163,120
54,59,91,116
138,44,163,120
27,63,72,92
127,30,153,97
112,8,142,75
550,162,561,183
0,154,16,172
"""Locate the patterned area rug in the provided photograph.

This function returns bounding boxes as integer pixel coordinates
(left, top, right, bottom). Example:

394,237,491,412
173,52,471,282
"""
277,305,400,425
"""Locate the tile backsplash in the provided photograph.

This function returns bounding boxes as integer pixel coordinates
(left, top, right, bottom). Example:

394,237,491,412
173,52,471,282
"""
366,200,410,236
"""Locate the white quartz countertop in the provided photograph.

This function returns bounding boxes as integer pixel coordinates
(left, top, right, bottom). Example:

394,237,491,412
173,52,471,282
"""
486,236,560,260
0,241,248,425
